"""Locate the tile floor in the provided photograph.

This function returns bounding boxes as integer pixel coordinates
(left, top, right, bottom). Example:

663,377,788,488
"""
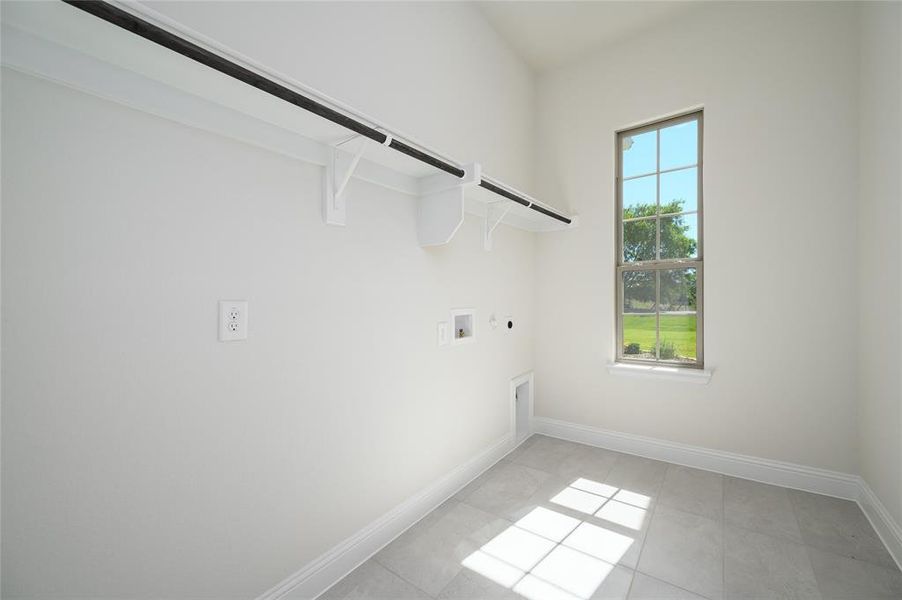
320,435,902,600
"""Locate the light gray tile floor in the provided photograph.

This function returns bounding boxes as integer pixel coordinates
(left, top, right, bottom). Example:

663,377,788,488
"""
320,435,902,600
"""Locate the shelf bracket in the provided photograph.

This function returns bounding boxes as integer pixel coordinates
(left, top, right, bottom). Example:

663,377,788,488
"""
322,133,391,226
417,162,481,247
483,200,514,251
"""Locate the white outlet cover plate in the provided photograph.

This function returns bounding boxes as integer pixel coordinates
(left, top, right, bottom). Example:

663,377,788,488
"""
437,321,449,346
219,300,248,341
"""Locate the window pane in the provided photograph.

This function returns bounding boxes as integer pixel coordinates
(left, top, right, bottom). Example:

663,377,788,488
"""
659,268,697,311
659,268,697,362
660,167,697,214
623,175,656,218
659,213,698,259
622,130,656,178
623,218,657,262
658,314,697,362
660,119,697,170
622,270,656,359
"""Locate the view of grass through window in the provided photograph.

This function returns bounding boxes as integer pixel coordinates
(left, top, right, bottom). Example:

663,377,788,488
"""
617,113,702,365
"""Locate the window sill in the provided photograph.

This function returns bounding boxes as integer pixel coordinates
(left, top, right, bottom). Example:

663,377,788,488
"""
607,362,712,384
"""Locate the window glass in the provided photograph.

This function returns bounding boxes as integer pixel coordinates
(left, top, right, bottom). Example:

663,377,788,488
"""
659,268,697,362
660,120,697,170
617,113,702,366
623,218,657,262
623,175,657,218
622,130,657,178
660,168,697,214
659,213,698,260
622,271,656,359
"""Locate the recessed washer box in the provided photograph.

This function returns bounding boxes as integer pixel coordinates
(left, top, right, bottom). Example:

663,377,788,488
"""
450,308,475,345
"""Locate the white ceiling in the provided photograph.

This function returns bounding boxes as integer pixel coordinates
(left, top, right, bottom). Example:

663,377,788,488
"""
474,1,700,71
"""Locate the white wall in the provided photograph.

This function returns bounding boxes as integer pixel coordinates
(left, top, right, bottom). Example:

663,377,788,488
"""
140,0,535,192
0,2,536,594
533,2,861,473
858,1,902,527
4,0,898,596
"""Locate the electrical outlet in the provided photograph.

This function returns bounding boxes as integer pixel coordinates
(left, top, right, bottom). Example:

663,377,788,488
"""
219,300,248,341
437,321,449,346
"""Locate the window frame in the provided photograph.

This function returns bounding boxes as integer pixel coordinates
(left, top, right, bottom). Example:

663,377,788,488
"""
615,110,704,368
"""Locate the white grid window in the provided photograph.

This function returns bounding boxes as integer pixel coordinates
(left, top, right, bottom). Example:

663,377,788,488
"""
616,111,703,367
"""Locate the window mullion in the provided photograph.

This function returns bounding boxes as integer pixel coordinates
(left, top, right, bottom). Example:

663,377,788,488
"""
655,128,661,262
655,128,661,361
617,267,623,360
655,270,661,361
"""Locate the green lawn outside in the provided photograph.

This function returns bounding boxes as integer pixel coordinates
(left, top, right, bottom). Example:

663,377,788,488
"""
623,313,697,359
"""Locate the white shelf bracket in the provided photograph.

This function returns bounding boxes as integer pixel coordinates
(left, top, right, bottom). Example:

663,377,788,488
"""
322,135,371,226
417,162,481,247
483,200,514,251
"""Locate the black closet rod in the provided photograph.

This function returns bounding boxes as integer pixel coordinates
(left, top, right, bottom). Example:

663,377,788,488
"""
62,0,572,226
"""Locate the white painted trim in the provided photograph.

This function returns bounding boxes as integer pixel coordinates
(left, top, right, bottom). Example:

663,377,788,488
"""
857,478,902,571
533,417,859,499
606,362,712,384
532,416,902,570
257,433,518,600
510,372,535,442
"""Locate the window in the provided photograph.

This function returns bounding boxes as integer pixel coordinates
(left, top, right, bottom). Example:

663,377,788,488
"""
616,111,703,367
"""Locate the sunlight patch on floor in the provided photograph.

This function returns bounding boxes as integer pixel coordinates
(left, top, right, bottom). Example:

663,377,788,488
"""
461,550,523,587
461,477,644,599
550,487,606,514
529,545,614,598
480,526,556,571
515,506,581,542
562,522,633,564
596,499,647,530
570,478,618,498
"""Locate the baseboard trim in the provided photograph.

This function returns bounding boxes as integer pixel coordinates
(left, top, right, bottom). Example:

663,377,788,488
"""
257,433,522,600
857,478,902,571
532,417,860,498
532,416,902,571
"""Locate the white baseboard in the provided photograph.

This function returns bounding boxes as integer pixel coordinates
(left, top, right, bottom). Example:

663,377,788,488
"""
532,416,902,571
857,478,902,571
532,417,860,498
257,433,520,600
